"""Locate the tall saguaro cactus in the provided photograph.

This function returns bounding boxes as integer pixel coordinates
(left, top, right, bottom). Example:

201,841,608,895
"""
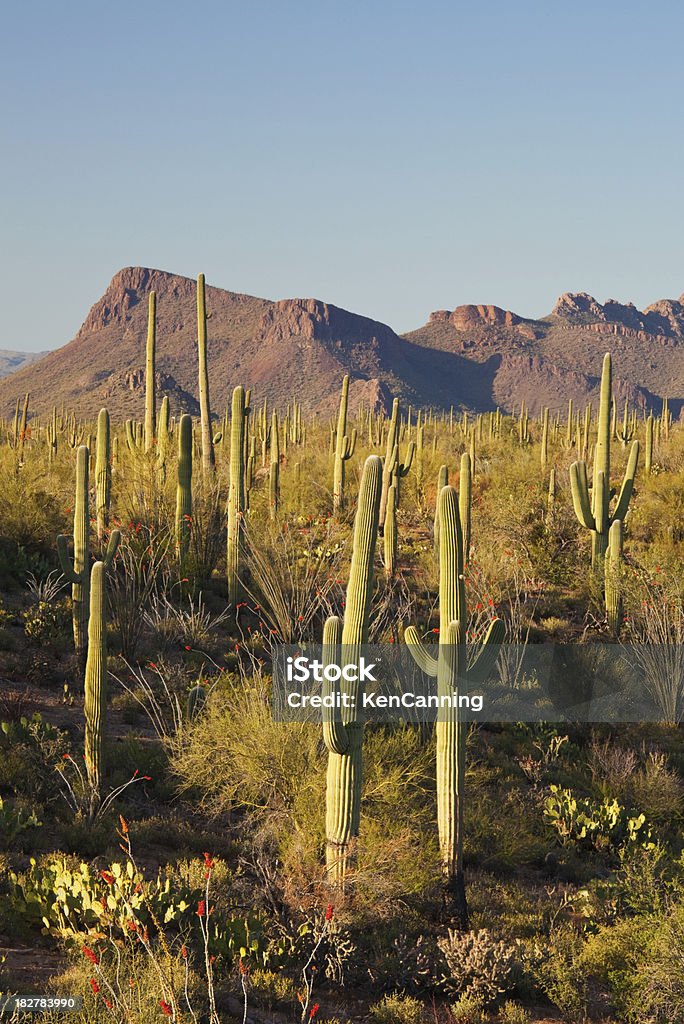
405,486,504,926
333,375,357,513
144,291,156,452
84,546,119,817
175,414,193,565
197,274,215,476
95,409,111,542
570,353,639,567
227,386,247,607
604,519,624,638
379,399,414,530
57,446,91,673
323,455,382,885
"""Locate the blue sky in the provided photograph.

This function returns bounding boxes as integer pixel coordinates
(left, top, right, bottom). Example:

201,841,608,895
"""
2,0,683,350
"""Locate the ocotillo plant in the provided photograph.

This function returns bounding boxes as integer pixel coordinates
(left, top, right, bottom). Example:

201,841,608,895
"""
175,414,193,565
227,386,247,607
332,374,357,513
322,455,382,885
83,545,119,817
144,291,156,452
95,409,111,542
405,486,504,926
570,353,639,567
197,273,215,476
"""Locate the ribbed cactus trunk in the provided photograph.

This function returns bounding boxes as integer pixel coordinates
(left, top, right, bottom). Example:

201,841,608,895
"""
57,445,90,676
83,559,112,817
227,386,246,607
433,465,449,557
175,415,193,565
406,486,503,927
95,409,111,542
459,452,471,568
324,455,382,886
197,274,215,477
269,411,280,519
570,353,639,569
645,414,654,476
157,395,170,486
383,483,397,577
333,375,357,513
144,291,156,452
605,519,624,638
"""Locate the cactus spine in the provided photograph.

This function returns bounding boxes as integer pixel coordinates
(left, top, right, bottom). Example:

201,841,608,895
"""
197,274,215,476
570,354,639,567
144,291,156,452
95,409,111,542
175,415,193,564
406,486,504,926
323,455,382,885
227,386,247,607
333,375,357,513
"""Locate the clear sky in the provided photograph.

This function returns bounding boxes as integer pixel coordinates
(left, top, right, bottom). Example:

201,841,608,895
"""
2,0,683,351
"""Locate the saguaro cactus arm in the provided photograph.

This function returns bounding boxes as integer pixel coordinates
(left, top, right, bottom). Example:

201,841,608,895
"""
570,460,596,531
613,440,639,522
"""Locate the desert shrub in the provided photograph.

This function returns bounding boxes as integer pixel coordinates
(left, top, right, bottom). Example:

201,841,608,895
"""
621,903,684,1022
23,598,71,644
0,713,69,802
448,993,488,1023
581,918,646,1018
437,928,517,1005
530,926,588,1024
498,1001,531,1024
630,750,684,823
369,992,427,1024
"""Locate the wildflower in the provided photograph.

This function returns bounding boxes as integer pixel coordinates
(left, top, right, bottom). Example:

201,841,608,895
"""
119,815,129,835
159,999,173,1016
82,946,99,965
181,945,188,959
196,900,206,917
103,999,113,1010
310,1005,320,1019
239,958,249,975
89,979,100,995
203,851,215,871
325,903,334,921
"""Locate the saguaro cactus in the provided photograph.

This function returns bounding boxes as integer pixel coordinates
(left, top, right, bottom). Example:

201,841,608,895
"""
197,274,215,476
157,395,171,486
175,414,193,564
84,548,119,815
333,375,357,513
459,452,472,568
95,409,111,542
380,400,414,530
269,410,280,518
383,483,397,577
227,386,247,607
323,455,383,885
645,414,654,476
57,446,91,672
434,464,449,557
405,486,504,926
144,291,156,452
604,519,624,638
570,353,639,567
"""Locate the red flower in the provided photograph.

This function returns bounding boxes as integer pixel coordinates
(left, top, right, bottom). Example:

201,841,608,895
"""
100,870,114,885
325,903,334,921
196,900,206,917
310,1004,320,1019
159,999,173,1016
82,946,99,965
203,851,215,870
89,979,100,995
181,945,188,959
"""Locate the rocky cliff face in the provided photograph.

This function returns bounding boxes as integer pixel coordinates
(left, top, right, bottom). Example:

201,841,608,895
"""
3,268,684,420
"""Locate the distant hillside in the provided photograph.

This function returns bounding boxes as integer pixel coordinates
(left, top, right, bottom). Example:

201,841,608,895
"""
0,349,45,379
1,268,683,420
